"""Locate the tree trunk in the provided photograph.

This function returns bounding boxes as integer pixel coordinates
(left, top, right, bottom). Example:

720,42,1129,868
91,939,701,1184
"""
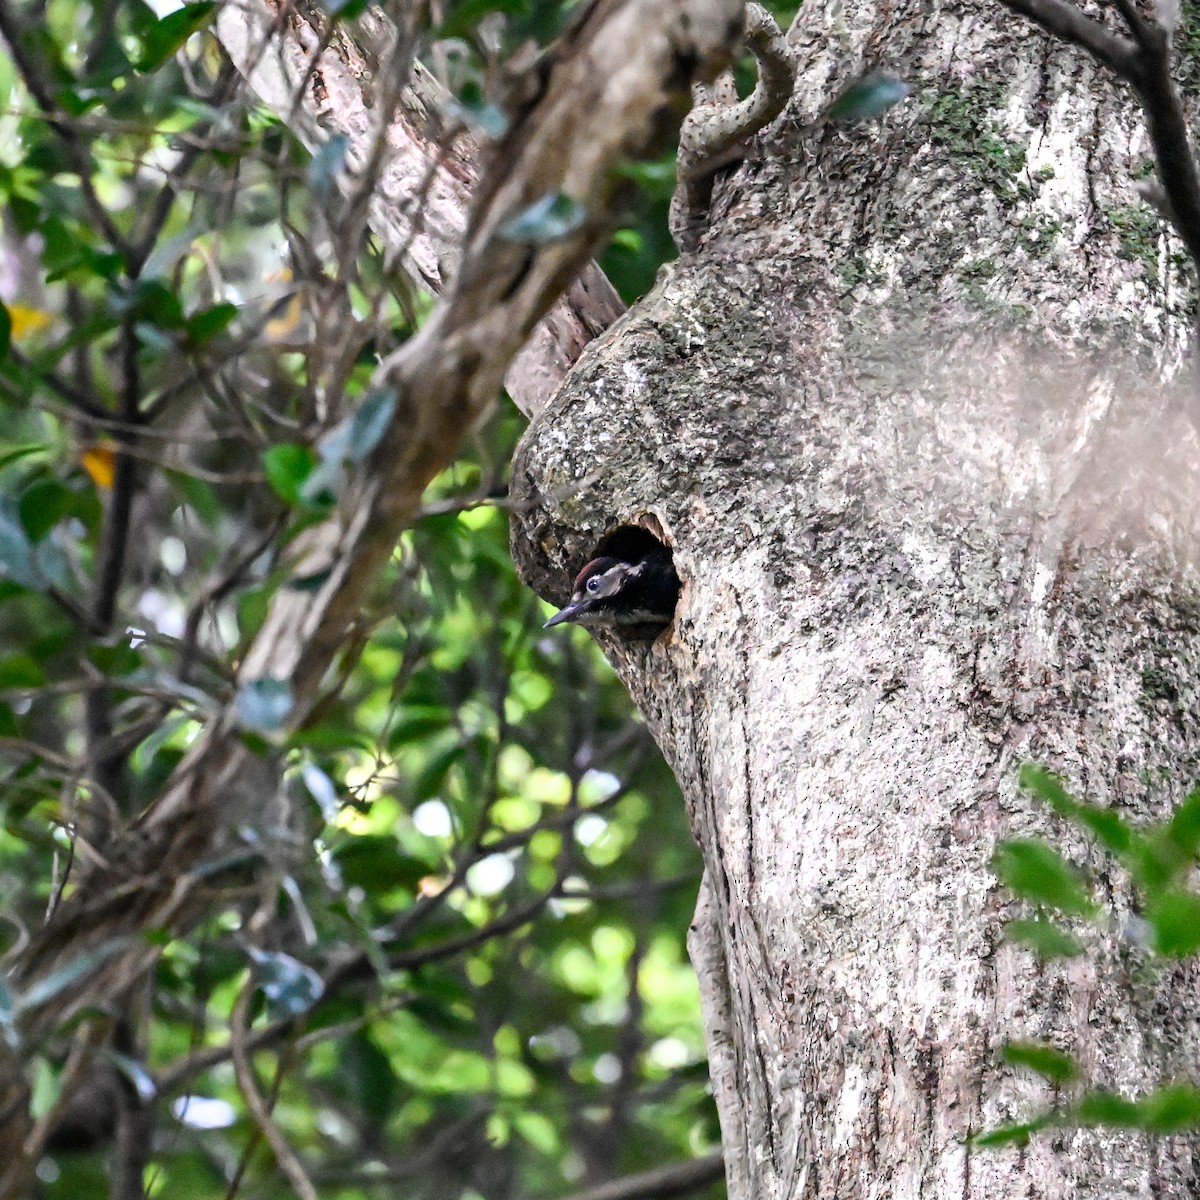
511,1,1200,1195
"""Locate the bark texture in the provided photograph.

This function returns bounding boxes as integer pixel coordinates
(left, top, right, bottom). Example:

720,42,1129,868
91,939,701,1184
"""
512,1,1200,1195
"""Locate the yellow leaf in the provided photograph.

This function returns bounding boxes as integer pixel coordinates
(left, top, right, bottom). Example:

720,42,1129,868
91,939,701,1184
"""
9,304,53,340
264,289,308,345
81,444,117,488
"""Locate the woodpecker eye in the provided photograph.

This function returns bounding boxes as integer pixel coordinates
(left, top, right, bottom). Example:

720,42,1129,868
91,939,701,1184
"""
586,576,601,593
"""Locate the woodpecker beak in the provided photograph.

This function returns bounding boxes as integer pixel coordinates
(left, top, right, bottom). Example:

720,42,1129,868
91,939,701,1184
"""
543,602,584,628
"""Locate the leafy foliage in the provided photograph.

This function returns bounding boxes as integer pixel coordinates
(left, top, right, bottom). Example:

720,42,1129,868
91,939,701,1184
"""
0,1,719,1196
984,766,1200,1146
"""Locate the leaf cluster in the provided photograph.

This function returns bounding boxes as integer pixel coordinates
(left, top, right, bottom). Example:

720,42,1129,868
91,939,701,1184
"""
982,765,1200,1147
0,1,719,1196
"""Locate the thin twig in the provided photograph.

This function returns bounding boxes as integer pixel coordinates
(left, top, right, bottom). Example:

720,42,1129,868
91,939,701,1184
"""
996,0,1139,75
229,979,318,1200
5,346,109,421
0,0,132,258
551,1154,726,1200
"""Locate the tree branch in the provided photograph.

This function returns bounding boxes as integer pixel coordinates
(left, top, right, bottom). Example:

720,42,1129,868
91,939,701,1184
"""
552,1153,725,1200
216,0,626,418
230,980,318,1200
997,0,1200,270
996,0,1139,76
672,3,795,250
2,0,745,1100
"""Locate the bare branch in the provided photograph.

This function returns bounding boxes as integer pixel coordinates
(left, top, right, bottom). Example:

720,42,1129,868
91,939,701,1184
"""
672,4,794,250
997,0,1200,284
216,0,625,417
553,1153,726,1200
230,981,318,1200
996,0,1139,75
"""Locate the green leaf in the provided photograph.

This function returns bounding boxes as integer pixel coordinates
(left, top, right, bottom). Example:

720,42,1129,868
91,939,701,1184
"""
288,569,332,592
300,762,340,823
827,72,911,122
1024,1091,1200,1146
297,456,340,507
1145,889,1200,956
407,995,480,1040
105,1049,157,1103
0,444,49,471
436,0,523,38
19,476,76,541
185,302,238,345
141,222,205,279
0,976,17,1048
1140,1084,1200,1133
501,193,588,244
1074,1089,1145,1127
1019,763,1075,814
15,937,133,1013
344,389,397,461
249,948,324,1017
388,705,452,749
1020,763,1130,854
1128,833,1184,891
88,641,142,677
339,1030,397,1123
320,0,369,17
1001,1041,1078,1084
969,1115,1053,1147
992,838,1094,915
447,81,509,139
0,300,10,363
0,653,46,688
0,500,40,590
314,390,398,471
263,443,318,506
413,743,465,801
135,2,216,71
167,470,222,526
513,1109,559,1155
332,835,435,893
235,677,294,732
1006,917,1084,959
111,279,185,329
1071,805,1133,855
1165,788,1200,859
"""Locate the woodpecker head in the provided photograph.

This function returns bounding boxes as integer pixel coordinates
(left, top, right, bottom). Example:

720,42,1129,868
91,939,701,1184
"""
544,551,679,631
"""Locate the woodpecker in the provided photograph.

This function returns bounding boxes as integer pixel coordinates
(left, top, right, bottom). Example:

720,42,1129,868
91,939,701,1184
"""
544,546,680,633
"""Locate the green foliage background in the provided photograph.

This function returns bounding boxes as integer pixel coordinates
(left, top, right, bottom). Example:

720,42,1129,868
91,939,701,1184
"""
0,0,781,1193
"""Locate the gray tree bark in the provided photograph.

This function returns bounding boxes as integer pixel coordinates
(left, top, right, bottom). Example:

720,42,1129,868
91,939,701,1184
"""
512,1,1200,1195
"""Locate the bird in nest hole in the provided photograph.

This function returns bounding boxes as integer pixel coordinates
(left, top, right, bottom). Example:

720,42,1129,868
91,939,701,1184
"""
543,544,679,634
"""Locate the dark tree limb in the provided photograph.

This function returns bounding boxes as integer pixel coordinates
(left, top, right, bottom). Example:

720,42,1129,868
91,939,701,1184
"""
553,1153,726,1200
998,0,1200,270
0,0,133,260
998,0,1139,74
